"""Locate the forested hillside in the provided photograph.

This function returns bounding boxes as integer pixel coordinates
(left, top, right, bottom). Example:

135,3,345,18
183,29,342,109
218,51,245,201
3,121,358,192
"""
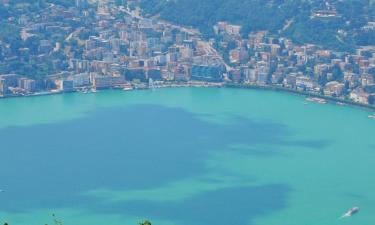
138,0,375,51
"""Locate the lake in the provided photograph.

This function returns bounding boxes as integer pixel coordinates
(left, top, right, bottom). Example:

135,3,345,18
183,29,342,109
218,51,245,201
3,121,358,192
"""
0,87,374,225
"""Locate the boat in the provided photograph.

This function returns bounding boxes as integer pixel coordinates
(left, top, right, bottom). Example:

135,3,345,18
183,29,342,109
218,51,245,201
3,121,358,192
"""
305,97,327,104
341,207,360,218
336,102,346,106
369,114,375,119
123,86,133,91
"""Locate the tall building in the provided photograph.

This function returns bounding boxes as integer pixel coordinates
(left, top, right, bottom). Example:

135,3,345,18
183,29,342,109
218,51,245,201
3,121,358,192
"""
0,74,18,87
190,64,225,82
93,75,125,89
18,78,36,92
73,73,91,87
0,78,9,96
60,80,74,92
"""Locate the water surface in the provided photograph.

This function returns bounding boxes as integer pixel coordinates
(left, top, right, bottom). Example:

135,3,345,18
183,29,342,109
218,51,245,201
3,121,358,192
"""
0,88,374,225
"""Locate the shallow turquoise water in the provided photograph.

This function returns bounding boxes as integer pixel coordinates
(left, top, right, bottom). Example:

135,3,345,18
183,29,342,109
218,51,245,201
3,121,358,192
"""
0,88,374,225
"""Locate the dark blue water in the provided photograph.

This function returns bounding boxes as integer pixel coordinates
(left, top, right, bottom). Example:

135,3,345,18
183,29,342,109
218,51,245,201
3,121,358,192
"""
0,104,306,224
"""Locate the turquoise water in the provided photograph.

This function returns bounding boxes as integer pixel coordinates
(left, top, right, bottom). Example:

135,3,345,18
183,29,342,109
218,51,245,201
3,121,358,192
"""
0,88,374,225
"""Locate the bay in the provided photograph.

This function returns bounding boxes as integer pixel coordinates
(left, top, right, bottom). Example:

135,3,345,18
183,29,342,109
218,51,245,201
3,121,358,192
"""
0,88,374,225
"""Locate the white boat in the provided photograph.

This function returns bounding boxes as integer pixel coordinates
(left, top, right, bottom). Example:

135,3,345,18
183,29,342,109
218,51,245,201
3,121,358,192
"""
305,97,327,104
341,207,360,218
368,114,375,119
123,87,133,91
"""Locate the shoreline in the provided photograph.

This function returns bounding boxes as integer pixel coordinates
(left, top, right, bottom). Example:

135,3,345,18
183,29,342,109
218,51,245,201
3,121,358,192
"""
225,83,375,111
1,81,375,112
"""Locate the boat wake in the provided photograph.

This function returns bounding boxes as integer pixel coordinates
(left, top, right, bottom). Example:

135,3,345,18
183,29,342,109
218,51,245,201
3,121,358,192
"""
340,207,360,219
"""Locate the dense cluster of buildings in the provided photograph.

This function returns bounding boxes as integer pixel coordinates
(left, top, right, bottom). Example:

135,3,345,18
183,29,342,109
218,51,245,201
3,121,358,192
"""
1,0,375,106
0,0,226,97
213,22,375,105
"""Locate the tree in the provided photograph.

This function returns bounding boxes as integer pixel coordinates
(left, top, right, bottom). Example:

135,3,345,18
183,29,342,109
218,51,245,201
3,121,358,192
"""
139,220,152,225
331,64,343,81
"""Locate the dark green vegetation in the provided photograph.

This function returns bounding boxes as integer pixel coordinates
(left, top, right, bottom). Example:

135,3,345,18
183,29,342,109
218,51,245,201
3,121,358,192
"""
1,221,151,225
2,219,151,225
2,213,64,225
139,0,375,51
2,221,151,225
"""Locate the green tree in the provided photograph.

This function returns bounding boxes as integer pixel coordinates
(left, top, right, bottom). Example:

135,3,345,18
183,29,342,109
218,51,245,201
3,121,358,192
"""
332,64,343,81
139,220,152,225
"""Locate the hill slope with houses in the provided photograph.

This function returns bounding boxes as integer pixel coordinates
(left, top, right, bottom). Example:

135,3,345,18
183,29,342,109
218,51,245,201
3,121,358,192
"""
136,0,375,51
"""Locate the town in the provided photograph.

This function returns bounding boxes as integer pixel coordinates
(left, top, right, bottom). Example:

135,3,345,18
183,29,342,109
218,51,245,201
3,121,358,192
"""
0,0,374,107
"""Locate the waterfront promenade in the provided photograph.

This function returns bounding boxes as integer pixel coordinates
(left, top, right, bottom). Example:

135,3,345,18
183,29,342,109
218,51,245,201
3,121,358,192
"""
1,81,375,112
225,83,375,111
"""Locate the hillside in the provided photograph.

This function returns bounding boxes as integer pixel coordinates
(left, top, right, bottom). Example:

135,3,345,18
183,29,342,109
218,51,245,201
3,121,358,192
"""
138,0,375,51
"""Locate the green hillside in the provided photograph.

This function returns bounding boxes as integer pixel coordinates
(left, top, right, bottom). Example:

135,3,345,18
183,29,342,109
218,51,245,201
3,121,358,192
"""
138,0,375,51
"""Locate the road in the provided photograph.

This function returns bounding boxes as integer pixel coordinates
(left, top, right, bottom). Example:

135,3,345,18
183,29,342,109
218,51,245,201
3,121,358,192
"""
120,5,231,70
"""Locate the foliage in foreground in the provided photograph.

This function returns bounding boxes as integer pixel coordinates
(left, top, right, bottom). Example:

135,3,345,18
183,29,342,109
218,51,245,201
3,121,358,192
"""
2,218,152,225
